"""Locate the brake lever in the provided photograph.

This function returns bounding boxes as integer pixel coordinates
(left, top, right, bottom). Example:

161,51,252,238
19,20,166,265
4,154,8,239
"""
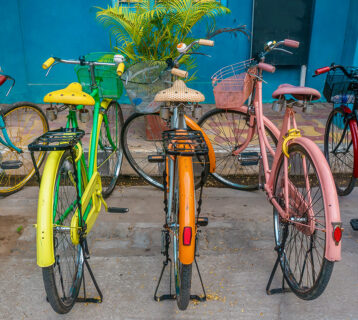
247,72,267,84
189,52,212,58
45,62,58,77
6,78,15,97
272,48,293,55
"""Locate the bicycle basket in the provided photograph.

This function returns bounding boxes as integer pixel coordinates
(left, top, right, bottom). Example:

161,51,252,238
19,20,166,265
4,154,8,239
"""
75,52,123,99
323,66,358,104
211,59,256,109
121,61,171,114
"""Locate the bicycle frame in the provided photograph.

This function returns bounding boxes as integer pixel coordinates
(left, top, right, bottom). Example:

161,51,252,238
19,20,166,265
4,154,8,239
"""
36,89,114,267
232,77,341,262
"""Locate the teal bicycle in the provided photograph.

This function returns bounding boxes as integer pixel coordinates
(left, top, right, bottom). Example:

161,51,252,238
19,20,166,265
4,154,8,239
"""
0,72,49,196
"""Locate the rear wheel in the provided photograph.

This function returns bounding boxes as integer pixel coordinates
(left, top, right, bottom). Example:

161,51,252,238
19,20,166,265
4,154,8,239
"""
324,107,355,196
198,108,277,190
170,156,193,310
273,144,333,300
97,101,124,198
0,103,48,196
42,150,83,314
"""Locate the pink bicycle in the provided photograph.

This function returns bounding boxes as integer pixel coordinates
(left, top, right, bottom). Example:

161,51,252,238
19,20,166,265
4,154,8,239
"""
200,39,343,299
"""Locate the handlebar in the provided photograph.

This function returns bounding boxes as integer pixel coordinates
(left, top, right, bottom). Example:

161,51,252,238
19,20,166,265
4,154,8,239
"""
314,64,352,78
174,39,215,66
42,56,123,77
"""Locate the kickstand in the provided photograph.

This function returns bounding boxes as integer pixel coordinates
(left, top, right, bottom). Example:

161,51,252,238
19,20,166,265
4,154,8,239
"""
154,230,206,302
266,248,290,295
76,240,103,303
266,225,291,295
154,257,175,301
190,258,206,301
30,151,41,186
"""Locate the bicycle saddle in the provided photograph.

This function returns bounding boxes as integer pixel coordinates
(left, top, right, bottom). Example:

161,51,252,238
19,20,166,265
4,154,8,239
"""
272,84,321,101
44,82,95,106
155,80,205,103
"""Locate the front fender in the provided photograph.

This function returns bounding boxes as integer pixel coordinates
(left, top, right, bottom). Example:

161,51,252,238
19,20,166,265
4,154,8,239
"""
37,151,65,267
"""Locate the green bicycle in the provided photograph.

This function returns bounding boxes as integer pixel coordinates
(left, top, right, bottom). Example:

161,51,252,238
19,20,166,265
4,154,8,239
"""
29,54,126,314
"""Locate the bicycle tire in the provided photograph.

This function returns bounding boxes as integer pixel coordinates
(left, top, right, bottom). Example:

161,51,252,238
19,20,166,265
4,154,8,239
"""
97,101,124,198
198,108,277,190
42,150,84,314
121,112,209,190
273,143,334,300
0,102,48,196
324,107,356,196
176,264,192,310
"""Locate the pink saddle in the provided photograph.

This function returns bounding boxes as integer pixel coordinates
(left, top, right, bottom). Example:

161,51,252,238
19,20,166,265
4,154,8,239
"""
272,84,321,101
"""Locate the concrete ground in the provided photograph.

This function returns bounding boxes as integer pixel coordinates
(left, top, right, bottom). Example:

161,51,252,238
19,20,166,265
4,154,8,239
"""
0,185,357,320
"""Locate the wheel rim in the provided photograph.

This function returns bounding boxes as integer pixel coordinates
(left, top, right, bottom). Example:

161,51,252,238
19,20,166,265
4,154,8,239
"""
53,154,83,305
199,109,276,189
273,146,327,293
0,106,47,193
325,109,354,192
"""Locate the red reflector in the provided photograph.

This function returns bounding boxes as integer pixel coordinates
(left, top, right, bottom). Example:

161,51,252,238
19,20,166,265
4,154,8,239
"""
333,226,342,244
183,227,192,246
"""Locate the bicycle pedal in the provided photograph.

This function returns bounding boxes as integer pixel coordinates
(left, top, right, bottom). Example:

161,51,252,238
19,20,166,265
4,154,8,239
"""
108,207,129,214
350,219,358,231
0,160,23,170
238,152,260,166
197,217,208,227
148,154,165,163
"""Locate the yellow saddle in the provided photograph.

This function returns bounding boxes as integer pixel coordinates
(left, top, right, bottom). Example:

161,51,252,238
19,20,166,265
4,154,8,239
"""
44,82,95,106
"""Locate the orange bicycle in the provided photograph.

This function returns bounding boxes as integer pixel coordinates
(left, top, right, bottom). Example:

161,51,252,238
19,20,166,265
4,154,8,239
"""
121,39,215,310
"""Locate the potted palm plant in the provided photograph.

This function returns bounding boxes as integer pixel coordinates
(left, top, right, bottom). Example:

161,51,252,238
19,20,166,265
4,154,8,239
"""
96,0,231,67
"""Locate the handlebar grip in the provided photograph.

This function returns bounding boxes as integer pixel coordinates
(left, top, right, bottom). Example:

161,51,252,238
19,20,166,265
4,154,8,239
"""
284,39,300,48
315,66,331,75
42,57,55,70
0,75,7,86
171,68,188,78
198,39,214,47
117,62,125,76
258,62,276,73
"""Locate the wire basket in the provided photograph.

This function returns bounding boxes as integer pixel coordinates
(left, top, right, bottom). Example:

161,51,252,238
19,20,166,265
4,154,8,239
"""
323,66,358,104
75,52,123,99
121,61,171,114
211,59,256,109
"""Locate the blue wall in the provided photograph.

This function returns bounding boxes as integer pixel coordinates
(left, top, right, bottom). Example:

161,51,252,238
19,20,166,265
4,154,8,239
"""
0,0,357,104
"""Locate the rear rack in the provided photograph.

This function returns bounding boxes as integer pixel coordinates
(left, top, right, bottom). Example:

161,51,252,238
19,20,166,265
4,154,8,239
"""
162,129,208,156
28,128,85,152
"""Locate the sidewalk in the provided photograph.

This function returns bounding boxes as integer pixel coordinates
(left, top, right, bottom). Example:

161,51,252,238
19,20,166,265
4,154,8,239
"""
0,185,357,319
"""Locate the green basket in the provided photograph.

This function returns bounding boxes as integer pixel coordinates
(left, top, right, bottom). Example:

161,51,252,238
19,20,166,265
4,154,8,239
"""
75,52,123,99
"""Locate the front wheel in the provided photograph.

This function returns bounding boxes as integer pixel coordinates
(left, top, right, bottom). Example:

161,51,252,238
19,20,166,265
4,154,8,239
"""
324,107,355,196
121,112,209,190
273,143,334,300
42,150,83,314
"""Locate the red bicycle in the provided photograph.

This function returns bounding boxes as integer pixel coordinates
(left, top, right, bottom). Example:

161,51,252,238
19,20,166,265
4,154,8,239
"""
315,64,358,229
